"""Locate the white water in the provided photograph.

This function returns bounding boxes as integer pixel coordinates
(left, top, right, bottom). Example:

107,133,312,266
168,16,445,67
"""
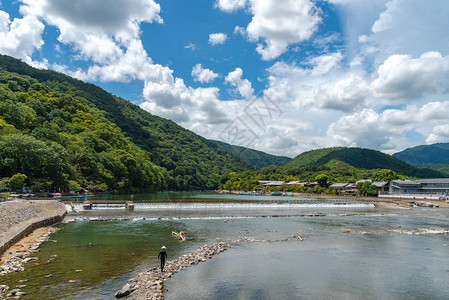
65,202,374,211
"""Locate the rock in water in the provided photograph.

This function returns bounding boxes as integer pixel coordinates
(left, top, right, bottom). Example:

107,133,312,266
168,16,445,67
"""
115,283,132,298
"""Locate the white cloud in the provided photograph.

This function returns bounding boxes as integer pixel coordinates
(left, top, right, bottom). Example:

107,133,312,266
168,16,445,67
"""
184,43,197,51
246,0,321,60
426,124,449,145
191,64,219,83
327,101,449,152
372,51,449,103
314,75,371,111
233,25,245,37
369,0,449,61
217,0,321,60
214,0,247,12
0,10,45,66
208,33,228,45
306,52,343,75
17,0,163,81
225,68,254,99
20,0,162,40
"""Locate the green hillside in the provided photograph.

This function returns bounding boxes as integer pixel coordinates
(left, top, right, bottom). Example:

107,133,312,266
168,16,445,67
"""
393,143,449,165
214,141,291,168
283,147,443,178
0,54,252,191
417,163,449,176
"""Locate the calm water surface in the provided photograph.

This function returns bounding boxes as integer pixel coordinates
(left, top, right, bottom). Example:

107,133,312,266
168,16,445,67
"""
1,192,448,299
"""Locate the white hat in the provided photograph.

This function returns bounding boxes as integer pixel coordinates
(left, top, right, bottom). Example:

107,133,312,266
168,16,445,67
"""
161,246,166,249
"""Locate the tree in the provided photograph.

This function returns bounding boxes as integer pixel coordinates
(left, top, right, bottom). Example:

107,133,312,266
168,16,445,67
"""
67,180,81,191
356,181,379,196
9,173,27,190
0,134,67,181
372,169,400,182
315,174,329,187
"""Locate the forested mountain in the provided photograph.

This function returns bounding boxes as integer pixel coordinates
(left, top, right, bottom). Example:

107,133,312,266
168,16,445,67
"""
214,141,291,168
393,143,449,165
417,164,449,176
283,147,442,178
0,54,252,192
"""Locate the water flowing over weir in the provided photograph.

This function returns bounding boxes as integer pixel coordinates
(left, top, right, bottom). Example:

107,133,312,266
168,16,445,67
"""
65,194,374,212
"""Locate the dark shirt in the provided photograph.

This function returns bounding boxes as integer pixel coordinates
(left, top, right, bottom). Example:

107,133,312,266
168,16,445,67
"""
158,249,167,260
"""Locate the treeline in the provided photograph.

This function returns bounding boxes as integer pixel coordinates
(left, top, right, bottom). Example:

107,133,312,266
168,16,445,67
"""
221,168,404,196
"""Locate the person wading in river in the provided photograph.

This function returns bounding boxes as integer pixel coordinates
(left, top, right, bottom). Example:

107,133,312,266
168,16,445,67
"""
158,246,167,271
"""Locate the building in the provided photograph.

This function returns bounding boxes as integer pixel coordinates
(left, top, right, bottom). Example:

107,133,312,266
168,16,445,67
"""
389,178,449,195
372,181,389,192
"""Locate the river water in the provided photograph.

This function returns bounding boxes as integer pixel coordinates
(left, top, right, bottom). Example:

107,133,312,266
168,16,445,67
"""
1,192,448,299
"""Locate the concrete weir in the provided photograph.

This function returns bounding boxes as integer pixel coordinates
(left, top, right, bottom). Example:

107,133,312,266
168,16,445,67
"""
0,200,67,256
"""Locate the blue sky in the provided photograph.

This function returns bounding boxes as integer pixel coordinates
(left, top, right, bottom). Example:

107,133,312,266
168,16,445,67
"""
1,0,449,157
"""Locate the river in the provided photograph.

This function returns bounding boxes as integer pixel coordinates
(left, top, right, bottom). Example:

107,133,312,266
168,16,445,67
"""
1,192,448,299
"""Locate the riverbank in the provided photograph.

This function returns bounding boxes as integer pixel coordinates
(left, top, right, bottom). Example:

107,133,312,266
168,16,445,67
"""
0,200,67,256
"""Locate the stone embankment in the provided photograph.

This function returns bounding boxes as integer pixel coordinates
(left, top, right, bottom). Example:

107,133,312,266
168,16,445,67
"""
0,200,67,256
116,242,230,299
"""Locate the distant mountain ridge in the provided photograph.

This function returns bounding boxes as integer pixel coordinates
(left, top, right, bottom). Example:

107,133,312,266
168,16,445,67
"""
283,147,444,178
393,143,449,165
214,141,292,168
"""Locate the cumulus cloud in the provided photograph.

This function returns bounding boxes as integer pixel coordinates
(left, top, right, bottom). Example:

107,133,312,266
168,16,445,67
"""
208,33,228,45
426,124,449,144
371,51,449,103
191,64,219,83
216,0,321,60
225,68,254,99
21,0,162,40
314,75,371,111
214,0,247,12
327,101,449,152
17,0,163,82
0,10,45,66
246,0,321,60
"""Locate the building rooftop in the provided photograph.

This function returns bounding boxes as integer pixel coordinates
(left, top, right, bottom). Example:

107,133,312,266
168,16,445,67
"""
419,178,449,184
261,181,285,186
391,179,421,185
329,183,348,188
372,181,388,188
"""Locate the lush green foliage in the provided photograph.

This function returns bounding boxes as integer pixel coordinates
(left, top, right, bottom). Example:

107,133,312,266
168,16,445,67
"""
214,141,291,168
0,54,252,191
371,169,401,182
356,181,379,196
393,143,449,165
417,163,449,176
284,147,443,178
8,173,27,190
0,71,166,192
315,174,329,187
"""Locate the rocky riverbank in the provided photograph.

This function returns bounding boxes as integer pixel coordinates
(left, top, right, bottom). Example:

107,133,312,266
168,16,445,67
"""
0,199,67,256
116,242,230,299
0,200,66,299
